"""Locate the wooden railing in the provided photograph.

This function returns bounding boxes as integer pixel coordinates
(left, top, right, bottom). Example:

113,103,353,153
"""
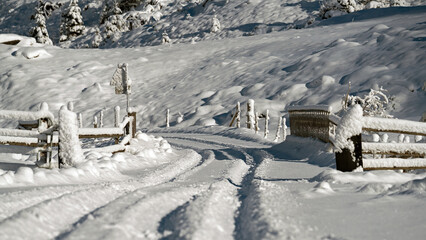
0,104,137,168
336,116,426,171
0,105,57,166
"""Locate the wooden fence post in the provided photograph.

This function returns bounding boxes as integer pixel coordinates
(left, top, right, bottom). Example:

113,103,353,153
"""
282,116,287,141
99,110,104,128
274,116,283,142
36,117,52,168
236,102,241,128
127,111,137,138
247,99,255,129
229,102,241,128
335,134,362,172
264,110,269,139
255,112,259,134
78,113,83,128
166,109,170,128
93,116,98,128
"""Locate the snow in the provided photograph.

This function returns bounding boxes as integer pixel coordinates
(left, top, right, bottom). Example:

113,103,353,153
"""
363,157,426,169
363,142,426,155
0,1,426,239
0,108,54,122
334,105,364,151
78,127,124,136
59,106,83,166
288,105,333,112
363,116,426,135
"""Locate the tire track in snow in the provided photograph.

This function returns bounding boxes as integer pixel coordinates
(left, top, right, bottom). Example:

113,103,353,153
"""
0,149,203,240
0,182,130,240
57,184,209,240
158,157,250,240
0,185,93,222
235,154,311,240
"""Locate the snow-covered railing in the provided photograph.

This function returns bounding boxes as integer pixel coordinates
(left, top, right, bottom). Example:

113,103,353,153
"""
335,106,426,172
0,103,138,168
0,103,56,167
288,105,333,143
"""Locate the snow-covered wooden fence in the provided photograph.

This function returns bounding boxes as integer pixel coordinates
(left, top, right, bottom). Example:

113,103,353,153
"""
336,116,426,172
0,104,137,168
288,105,333,143
288,105,426,172
0,103,57,167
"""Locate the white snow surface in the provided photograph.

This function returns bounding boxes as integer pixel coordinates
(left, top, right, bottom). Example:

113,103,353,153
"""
0,1,426,239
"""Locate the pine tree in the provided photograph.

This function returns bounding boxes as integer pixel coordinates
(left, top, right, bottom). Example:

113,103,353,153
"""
29,0,53,45
100,0,122,24
60,0,85,42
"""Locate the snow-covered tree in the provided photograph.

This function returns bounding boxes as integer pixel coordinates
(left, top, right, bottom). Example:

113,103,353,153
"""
29,1,53,45
60,0,85,42
91,27,103,48
100,0,123,24
211,15,221,33
102,14,128,42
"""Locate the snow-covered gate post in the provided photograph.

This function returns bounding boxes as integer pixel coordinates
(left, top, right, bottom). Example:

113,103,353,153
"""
111,63,137,138
58,105,83,167
333,105,363,172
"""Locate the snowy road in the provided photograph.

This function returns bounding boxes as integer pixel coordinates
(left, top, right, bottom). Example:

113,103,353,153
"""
1,129,426,239
0,130,295,239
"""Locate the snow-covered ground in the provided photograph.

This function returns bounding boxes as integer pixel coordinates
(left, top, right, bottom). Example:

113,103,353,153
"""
0,0,426,239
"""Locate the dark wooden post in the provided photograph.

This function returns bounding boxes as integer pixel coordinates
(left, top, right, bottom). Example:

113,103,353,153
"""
335,134,362,172
127,112,137,138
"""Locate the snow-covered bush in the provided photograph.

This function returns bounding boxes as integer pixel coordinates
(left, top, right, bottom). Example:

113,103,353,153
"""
29,1,53,45
162,32,171,44
343,87,394,117
320,0,409,19
60,0,85,42
211,15,221,33
91,27,103,48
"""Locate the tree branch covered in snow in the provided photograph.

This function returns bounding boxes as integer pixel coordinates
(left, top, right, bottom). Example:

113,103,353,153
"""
343,87,394,118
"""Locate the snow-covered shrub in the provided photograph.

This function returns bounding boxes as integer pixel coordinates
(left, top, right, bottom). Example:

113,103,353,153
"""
60,0,85,42
162,32,171,44
91,27,103,48
319,0,363,19
320,0,409,19
29,1,53,45
343,87,394,117
211,15,221,33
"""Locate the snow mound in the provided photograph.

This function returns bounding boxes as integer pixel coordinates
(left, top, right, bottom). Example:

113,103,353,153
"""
12,47,52,59
389,176,426,196
311,169,426,184
0,34,38,47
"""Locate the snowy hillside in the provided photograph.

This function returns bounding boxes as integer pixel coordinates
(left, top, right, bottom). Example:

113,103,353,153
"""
0,0,426,239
